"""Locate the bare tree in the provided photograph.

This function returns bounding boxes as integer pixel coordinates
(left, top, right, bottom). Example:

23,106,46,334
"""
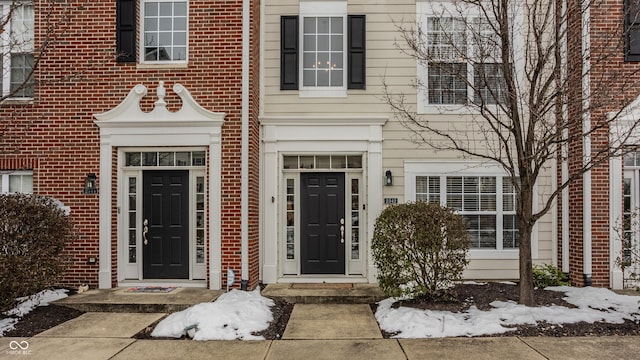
0,0,85,154
384,0,640,305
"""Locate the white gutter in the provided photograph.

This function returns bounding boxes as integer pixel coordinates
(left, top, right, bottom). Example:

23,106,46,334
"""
240,0,250,289
561,0,569,273
581,0,592,285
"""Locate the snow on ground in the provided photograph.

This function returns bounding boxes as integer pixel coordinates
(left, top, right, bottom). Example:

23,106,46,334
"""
0,289,69,336
375,284,640,338
151,289,274,340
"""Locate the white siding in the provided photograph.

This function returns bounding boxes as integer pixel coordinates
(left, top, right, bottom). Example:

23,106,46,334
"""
261,0,555,281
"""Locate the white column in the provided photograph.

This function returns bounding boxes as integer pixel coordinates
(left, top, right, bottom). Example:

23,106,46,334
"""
98,138,113,289
366,126,384,283
261,130,279,283
209,133,222,290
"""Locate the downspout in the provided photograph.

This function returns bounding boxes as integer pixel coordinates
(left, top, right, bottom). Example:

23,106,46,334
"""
560,0,569,273
581,0,593,286
240,0,250,290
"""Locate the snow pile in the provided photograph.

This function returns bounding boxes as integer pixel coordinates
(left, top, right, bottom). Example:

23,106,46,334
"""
376,285,640,338
0,289,69,336
151,289,275,340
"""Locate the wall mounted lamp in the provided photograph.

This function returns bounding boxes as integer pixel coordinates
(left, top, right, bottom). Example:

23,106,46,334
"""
83,173,98,194
385,170,393,186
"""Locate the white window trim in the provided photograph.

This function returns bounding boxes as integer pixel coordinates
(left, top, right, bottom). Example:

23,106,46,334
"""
404,160,537,260
140,0,189,65
416,1,523,114
298,1,347,98
1,1,34,100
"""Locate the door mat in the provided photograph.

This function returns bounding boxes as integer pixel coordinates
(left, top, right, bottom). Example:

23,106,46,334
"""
126,286,177,293
290,283,354,289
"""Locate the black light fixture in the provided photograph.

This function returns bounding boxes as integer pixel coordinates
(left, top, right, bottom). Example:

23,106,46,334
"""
83,173,98,194
385,170,393,186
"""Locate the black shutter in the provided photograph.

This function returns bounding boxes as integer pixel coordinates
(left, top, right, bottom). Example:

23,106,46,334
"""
626,0,640,61
116,0,136,63
348,15,366,89
281,16,299,90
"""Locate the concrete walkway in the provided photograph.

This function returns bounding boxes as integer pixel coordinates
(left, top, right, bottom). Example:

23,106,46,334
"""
3,303,640,359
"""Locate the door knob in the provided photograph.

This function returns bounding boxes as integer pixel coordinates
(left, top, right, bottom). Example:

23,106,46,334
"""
143,219,149,245
340,218,345,244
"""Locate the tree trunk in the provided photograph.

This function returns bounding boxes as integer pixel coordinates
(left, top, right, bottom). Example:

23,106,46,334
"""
518,183,535,306
518,226,535,306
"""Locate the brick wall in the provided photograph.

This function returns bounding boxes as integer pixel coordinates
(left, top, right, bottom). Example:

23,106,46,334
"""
0,0,260,289
563,0,640,287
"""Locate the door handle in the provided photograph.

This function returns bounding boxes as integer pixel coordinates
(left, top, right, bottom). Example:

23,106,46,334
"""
340,218,345,244
143,219,149,245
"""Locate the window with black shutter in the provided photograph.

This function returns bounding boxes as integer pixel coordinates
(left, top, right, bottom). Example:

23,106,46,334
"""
626,0,640,62
116,0,136,62
280,14,366,91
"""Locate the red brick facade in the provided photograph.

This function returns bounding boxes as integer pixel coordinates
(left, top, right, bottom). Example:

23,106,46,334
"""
562,1,640,287
0,0,260,289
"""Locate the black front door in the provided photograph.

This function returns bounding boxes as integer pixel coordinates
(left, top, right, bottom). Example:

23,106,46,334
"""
300,173,346,274
143,170,189,279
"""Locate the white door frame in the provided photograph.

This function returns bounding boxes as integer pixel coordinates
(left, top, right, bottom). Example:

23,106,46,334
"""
94,82,225,289
260,116,387,284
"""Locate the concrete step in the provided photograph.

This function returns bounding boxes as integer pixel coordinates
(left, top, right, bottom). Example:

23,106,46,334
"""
54,284,386,313
261,283,386,304
54,287,223,313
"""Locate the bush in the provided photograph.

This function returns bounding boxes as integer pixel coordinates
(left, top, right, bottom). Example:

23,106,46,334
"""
0,194,74,313
372,201,469,301
532,264,568,288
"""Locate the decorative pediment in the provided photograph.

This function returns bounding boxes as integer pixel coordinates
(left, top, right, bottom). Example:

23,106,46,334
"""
94,81,225,126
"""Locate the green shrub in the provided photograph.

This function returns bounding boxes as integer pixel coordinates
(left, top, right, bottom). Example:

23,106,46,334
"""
532,264,568,288
0,194,75,313
372,201,469,301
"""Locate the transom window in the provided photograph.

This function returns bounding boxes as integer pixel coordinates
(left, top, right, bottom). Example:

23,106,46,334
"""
124,151,205,167
1,2,34,98
416,174,518,250
283,155,362,170
142,0,187,62
419,3,506,109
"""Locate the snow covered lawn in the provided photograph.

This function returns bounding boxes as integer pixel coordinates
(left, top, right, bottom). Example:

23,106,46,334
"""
0,289,69,336
375,285,640,338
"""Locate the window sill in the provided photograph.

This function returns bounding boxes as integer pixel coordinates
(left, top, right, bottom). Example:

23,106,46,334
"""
299,88,347,98
1,98,34,106
136,62,189,70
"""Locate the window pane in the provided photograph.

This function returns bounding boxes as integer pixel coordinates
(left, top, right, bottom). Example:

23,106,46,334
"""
317,156,331,169
158,152,174,166
300,156,314,169
474,63,506,105
283,156,298,169
175,152,190,166
428,63,467,104
192,151,206,166
10,54,34,97
346,156,362,169
143,152,157,166
302,16,344,88
144,1,187,62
